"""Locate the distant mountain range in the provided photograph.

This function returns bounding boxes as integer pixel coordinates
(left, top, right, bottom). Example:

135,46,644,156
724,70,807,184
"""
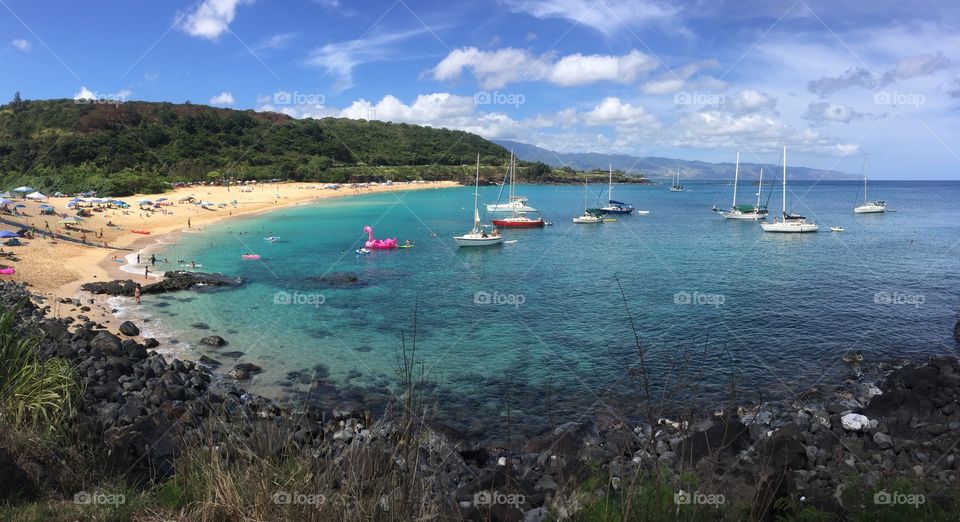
494,139,859,181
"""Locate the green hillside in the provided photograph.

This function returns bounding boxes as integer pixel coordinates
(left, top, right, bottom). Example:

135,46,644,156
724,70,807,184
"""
0,97,512,195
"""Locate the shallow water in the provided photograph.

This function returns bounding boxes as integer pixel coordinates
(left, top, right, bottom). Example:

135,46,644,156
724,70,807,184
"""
125,180,960,441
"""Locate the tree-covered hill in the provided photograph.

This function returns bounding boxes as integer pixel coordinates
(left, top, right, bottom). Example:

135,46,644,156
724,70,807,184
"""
0,97,512,195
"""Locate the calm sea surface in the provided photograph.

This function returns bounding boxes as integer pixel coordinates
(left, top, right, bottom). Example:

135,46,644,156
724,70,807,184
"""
123,180,960,441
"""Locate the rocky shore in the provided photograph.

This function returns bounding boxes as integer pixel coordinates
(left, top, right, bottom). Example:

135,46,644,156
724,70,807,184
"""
1,279,959,520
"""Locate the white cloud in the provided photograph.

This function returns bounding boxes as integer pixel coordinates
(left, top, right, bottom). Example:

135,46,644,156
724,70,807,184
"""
178,0,252,40
499,0,678,36
880,52,950,84
72,86,131,102
73,87,96,100
581,97,659,128
307,28,429,91
251,32,298,53
11,39,31,52
432,47,656,89
803,102,875,126
642,78,685,94
726,89,777,113
640,59,720,95
209,91,236,106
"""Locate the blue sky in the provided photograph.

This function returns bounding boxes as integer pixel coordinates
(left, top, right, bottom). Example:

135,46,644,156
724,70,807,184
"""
2,0,959,178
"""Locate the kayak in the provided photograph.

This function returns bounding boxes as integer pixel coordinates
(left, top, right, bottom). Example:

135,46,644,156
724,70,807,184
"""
131,230,151,235
398,245,414,249
241,254,260,260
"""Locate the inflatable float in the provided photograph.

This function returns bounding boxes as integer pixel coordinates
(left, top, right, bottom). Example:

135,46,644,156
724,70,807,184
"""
363,226,397,249
131,230,151,235
0,267,15,275
241,254,260,260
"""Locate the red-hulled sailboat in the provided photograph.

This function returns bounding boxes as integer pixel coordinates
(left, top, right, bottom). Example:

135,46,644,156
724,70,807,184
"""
490,153,546,228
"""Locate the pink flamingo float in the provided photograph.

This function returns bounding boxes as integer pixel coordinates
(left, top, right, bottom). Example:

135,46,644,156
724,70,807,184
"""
363,225,398,249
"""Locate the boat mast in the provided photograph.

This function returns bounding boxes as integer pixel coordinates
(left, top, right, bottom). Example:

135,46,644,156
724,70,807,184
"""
732,152,740,208
863,156,868,204
608,164,613,202
782,147,787,216
473,153,481,228
757,168,763,208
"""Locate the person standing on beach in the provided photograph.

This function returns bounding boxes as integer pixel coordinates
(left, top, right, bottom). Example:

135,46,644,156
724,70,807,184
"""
134,283,141,304
188,218,192,229
150,254,156,266
144,266,149,280
136,254,140,264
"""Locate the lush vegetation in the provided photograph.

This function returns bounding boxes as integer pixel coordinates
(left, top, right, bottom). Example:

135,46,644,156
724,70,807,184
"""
0,96,514,195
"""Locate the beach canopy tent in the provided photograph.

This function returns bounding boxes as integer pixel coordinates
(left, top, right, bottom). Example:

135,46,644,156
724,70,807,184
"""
0,192,11,198
0,230,19,238
25,192,47,200
53,192,65,197
12,186,35,193
137,198,152,205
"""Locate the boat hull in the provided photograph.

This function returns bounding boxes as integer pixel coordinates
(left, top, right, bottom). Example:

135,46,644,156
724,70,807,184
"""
600,207,633,214
454,236,505,247
720,210,768,220
491,218,545,228
572,217,603,224
854,205,886,214
760,221,819,233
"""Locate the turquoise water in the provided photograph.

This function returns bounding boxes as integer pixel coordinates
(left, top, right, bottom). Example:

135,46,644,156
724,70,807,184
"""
134,181,960,440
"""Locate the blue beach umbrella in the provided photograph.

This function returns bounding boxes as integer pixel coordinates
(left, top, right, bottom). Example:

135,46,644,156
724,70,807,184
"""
0,231,19,238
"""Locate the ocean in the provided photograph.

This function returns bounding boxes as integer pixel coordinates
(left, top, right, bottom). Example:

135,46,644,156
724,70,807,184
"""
119,180,960,442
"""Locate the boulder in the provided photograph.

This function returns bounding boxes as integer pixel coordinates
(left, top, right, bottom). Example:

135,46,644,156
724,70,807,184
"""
199,335,227,347
90,331,122,355
118,321,140,336
841,413,871,432
143,337,160,348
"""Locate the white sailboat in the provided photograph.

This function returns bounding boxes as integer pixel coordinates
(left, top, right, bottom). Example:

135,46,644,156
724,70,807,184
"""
669,168,684,191
454,155,505,247
573,177,603,224
716,152,769,220
854,158,886,213
600,165,634,214
760,147,819,233
486,153,538,213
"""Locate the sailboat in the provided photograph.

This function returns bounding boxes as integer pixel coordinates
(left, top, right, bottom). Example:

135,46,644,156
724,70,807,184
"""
760,147,819,233
486,152,538,213
669,168,684,191
573,177,604,223
600,165,634,214
490,154,545,228
853,158,886,214
715,152,769,220
455,155,505,247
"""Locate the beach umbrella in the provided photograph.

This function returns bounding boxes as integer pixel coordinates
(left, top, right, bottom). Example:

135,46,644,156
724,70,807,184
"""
155,197,168,202
137,198,152,205
0,231,19,238
39,203,53,209
25,191,46,200
0,191,11,198
14,204,26,208
0,198,12,206
12,186,34,193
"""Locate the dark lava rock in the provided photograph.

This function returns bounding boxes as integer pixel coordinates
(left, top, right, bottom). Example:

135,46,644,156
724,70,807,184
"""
81,271,241,297
235,363,263,374
191,323,210,330
220,351,245,358
306,272,364,288
198,355,222,368
90,331,122,355
118,321,140,336
0,448,34,500
143,337,160,348
199,335,227,347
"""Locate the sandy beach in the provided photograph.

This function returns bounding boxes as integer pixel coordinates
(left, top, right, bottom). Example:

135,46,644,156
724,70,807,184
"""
0,180,457,304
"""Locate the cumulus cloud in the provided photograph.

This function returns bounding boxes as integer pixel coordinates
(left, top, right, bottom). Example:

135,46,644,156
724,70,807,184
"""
803,102,876,126
178,0,252,40
432,47,657,89
726,89,777,113
807,67,877,97
640,59,720,95
209,91,236,106
499,0,678,36
581,97,659,128
11,39,31,52
880,52,950,84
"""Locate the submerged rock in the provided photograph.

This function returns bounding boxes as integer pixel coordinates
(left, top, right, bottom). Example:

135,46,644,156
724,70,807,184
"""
81,271,242,297
199,335,227,347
